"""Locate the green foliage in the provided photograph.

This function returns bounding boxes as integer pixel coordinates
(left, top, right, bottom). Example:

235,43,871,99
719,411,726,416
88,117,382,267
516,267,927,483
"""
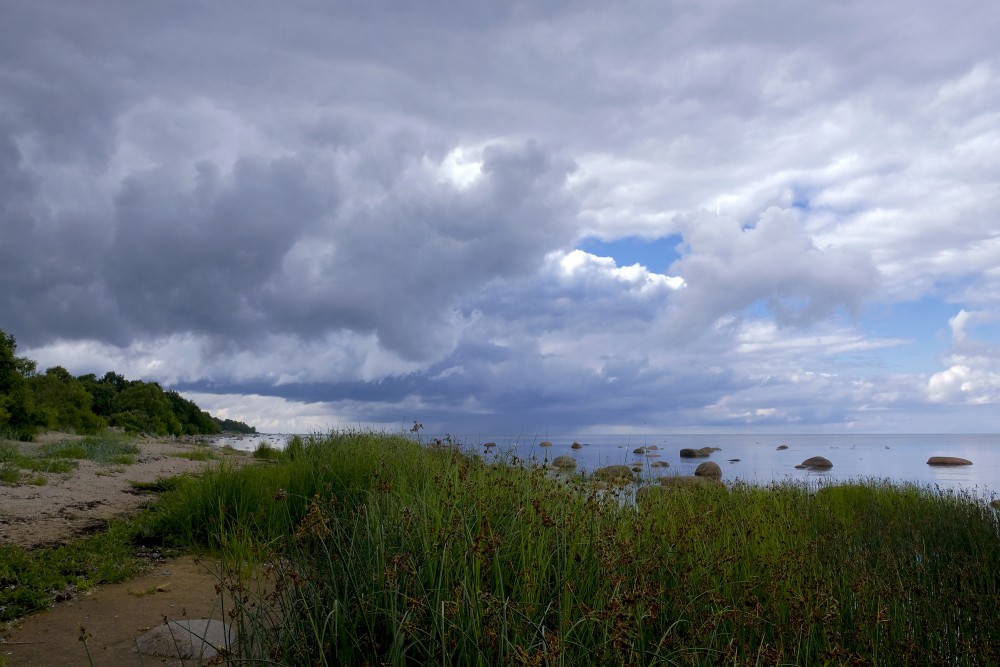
0,330,45,441
0,520,148,622
39,434,141,465
76,372,121,417
252,441,285,461
28,367,106,434
1,330,240,440
214,416,257,434
165,390,220,435
110,382,183,436
128,475,192,494
0,465,20,484
0,442,78,483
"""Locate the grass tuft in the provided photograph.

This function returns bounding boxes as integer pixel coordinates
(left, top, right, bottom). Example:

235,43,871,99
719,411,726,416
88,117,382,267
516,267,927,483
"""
169,450,218,461
39,434,141,465
252,441,285,461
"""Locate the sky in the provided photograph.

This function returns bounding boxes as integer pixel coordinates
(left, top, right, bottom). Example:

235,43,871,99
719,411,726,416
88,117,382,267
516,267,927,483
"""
2,1,999,435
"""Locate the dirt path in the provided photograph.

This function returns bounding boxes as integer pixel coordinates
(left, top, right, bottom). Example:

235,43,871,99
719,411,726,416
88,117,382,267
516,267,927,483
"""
1,556,232,666
0,433,258,665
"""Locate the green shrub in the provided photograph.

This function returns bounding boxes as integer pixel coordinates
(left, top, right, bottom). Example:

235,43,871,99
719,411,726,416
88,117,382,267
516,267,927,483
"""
0,465,20,485
0,520,147,622
40,434,140,465
252,442,285,461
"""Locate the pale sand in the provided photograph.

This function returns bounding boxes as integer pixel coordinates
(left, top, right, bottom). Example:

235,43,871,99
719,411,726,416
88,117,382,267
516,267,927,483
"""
0,432,251,550
0,432,256,665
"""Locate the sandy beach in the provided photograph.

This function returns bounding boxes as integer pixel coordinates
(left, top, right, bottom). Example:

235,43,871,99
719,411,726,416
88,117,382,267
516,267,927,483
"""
0,433,250,666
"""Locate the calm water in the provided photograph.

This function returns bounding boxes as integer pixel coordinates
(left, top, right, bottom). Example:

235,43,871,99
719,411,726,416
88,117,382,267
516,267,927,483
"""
212,432,1000,499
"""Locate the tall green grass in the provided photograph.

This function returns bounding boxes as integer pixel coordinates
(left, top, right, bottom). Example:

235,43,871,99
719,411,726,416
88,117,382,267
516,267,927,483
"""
142,432,1000,666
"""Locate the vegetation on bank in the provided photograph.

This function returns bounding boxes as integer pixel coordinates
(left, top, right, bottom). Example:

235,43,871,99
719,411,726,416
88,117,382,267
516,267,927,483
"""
0,328,255,441
0,521,152,623
126,432,1000,666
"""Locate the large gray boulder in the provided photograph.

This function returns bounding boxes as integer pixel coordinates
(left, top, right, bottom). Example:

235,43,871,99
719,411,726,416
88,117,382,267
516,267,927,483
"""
695,461,722,479
927,456,973,466
795,456,833,470
134,619,235,660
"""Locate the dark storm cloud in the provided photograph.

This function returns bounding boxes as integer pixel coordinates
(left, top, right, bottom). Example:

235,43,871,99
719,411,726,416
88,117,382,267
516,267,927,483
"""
5,0,1000,433
106,155,334,338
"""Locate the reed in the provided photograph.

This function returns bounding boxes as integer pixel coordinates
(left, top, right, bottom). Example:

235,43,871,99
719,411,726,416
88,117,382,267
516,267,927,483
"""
144,432,1000,666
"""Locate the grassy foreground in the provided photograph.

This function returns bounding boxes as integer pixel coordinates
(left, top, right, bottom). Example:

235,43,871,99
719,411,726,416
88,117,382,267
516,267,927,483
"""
132,432,1000,666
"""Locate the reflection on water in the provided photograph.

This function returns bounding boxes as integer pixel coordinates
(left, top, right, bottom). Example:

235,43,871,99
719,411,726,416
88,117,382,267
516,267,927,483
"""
211,432,1000,499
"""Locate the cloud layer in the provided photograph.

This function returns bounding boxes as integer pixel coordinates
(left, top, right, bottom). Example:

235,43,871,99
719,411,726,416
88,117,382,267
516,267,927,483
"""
3,1,1000,433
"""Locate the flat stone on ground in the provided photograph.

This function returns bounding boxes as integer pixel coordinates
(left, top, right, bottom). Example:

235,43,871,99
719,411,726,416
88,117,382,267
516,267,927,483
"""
134,619,235,660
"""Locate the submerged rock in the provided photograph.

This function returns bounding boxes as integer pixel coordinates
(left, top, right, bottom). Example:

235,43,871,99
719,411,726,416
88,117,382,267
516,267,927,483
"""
795,456,833,470
633,447,646,454
776,445,789,450
539,441,553,447
650,460,670,468
927,456,973,466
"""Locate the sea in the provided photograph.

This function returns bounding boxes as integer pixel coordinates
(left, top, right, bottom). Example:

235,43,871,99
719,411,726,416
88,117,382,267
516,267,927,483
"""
211,432,1000,500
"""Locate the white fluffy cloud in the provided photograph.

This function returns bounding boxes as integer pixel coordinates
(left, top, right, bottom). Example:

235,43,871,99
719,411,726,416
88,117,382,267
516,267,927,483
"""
928,310,1000,405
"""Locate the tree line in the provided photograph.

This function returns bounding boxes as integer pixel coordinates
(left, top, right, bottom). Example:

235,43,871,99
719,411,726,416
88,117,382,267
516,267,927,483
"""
1,329,256,441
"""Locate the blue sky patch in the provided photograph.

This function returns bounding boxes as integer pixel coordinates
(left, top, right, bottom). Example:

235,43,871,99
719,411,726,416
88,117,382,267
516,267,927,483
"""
576,234,684,274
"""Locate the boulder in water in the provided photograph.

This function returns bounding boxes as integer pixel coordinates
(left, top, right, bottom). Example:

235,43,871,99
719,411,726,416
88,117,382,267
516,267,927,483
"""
679,448,710,458
927,456,972,466
795,456,833,470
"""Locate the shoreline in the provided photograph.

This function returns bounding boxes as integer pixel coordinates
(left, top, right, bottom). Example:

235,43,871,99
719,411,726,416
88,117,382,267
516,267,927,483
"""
0,431,251,551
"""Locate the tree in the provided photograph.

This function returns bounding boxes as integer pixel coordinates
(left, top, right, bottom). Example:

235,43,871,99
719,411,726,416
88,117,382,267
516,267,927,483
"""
111,381,183,436
0,329,45,440
29,366,106,434
165,390,220,435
